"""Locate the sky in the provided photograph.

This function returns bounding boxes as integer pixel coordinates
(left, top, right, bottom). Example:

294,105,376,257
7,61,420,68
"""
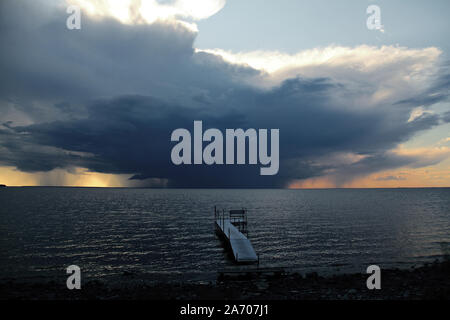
195,0,450,54
0,0,449,188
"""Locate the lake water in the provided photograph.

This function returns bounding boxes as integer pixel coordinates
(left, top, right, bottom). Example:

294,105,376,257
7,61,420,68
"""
0,187,449,283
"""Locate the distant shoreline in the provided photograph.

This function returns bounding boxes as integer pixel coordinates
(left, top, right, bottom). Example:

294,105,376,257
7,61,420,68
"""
1,260,449,300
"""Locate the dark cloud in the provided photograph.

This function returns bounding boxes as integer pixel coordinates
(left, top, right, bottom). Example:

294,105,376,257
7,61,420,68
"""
0,0,449,187
0,0,258,123
1,86,442,187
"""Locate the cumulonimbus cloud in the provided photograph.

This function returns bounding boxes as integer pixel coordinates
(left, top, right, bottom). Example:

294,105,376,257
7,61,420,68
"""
0,0,449,187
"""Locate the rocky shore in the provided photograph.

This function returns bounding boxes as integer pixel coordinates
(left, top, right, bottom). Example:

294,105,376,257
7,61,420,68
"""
1,260,449,300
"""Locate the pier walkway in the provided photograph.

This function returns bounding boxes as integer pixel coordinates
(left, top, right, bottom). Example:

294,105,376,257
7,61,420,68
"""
215,209,258,263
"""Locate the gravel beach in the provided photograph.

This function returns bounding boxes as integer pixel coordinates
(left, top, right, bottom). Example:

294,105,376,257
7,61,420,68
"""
1,260,449,300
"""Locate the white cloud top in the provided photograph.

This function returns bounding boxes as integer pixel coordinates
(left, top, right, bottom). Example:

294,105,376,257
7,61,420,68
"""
68,0,226,29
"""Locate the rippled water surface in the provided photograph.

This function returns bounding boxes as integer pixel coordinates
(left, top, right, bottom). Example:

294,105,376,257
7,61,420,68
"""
1,188,449,282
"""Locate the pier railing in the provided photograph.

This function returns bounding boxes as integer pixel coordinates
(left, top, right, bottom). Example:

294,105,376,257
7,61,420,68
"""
214,206,249,236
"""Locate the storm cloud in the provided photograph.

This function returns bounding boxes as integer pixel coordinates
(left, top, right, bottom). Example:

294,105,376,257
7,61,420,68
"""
0,0,449,187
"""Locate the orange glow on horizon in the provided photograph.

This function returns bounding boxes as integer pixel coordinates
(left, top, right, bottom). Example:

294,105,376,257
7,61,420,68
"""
288,164,450,189
0,166,130,187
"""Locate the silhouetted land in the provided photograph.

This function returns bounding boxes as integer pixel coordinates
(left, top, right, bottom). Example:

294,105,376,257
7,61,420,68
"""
1,260,449,300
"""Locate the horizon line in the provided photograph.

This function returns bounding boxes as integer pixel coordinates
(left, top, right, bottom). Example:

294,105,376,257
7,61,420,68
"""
1,185,449,190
